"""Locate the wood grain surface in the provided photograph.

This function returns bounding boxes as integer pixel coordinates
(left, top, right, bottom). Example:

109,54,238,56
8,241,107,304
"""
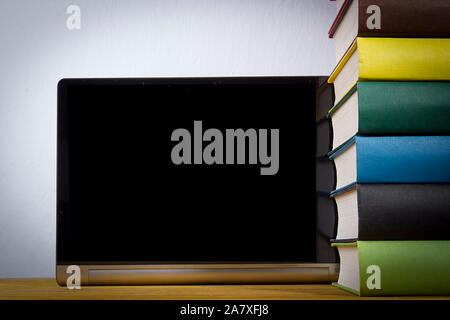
0,278,449,300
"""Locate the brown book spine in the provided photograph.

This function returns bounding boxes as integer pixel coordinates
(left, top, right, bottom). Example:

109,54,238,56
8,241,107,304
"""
329,0,450,38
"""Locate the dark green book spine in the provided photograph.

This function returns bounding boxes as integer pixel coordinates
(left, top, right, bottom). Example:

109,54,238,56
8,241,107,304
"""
358,81,450,134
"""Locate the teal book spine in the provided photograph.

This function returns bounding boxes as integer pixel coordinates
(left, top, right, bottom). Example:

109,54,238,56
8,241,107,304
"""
357,81,450,134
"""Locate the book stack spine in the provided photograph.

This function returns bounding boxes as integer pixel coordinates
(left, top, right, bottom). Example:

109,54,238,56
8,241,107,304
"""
316,78,338,263
326,0,450,296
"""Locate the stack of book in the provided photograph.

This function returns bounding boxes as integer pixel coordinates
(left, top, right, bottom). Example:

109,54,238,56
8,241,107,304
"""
316,77,338,263
325,0,450,296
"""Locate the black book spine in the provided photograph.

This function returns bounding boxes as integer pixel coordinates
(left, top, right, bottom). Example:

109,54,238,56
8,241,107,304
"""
358,183,450,240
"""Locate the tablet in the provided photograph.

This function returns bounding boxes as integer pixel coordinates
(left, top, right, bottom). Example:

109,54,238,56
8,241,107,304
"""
56,77,338,285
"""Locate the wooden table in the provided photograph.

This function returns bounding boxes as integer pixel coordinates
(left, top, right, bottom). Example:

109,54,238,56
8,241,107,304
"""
1,278,449,300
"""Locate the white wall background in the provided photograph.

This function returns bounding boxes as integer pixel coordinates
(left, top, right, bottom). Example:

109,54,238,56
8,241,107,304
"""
0,0,336,277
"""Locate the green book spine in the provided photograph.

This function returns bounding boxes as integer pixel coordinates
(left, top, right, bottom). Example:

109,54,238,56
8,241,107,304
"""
358,241,450,296
357,81,450,134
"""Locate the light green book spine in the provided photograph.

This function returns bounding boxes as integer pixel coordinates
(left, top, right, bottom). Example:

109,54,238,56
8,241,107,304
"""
357,241,450,296
333,240,450,296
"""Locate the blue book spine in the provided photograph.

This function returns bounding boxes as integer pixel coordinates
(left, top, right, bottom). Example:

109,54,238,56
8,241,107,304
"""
356,136,450,183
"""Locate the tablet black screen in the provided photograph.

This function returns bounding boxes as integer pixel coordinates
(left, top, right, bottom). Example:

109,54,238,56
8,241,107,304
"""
57,77,317,263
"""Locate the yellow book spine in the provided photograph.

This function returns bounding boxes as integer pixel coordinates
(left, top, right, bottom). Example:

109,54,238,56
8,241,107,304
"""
328,40,357,84
358,37,450,81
